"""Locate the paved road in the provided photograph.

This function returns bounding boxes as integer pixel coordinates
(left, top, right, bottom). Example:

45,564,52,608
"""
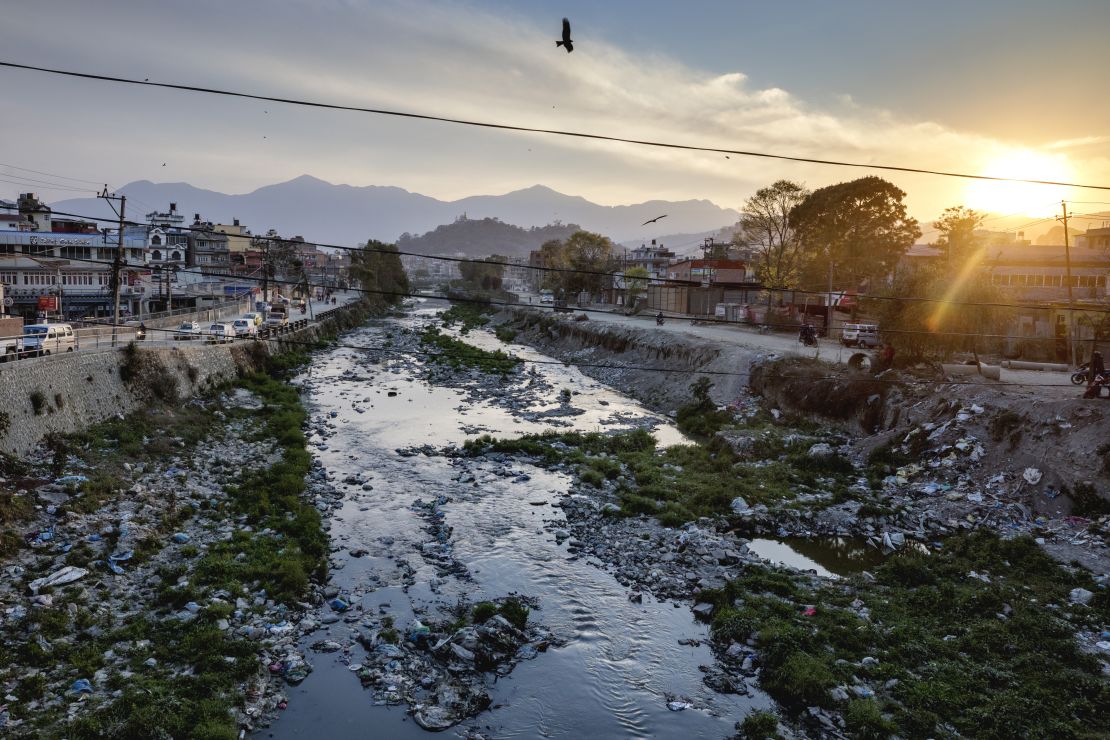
516,297,1078,397
4,291,361,364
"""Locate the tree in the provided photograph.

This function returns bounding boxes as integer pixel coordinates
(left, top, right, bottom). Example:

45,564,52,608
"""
458,255,505,291
739,180,810,289
623,266,650,310
865,260,1011,360
790,176,921,289
349,240,409,309
539,230,614,297
933,206,984,265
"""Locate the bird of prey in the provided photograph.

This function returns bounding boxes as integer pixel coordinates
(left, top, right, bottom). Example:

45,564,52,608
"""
642,214,668,226
161,163,166,166
556,18,573,52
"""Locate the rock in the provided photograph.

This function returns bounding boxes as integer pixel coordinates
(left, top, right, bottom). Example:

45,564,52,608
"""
1069,588,1094,606
729,497,750,514
807,443,834,458
692,602,714,618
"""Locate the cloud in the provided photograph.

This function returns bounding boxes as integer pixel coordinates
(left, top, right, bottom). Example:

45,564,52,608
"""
2,0,1107,220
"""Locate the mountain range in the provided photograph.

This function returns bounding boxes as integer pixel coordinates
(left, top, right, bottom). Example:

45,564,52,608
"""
50,176,740,250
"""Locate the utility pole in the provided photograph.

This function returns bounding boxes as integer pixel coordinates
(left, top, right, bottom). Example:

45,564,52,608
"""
99,188,126,346
1060,201,1076,367
826,258,834,337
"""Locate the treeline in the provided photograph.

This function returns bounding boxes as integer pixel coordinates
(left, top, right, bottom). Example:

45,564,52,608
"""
397,217,581,258
350,240,409,309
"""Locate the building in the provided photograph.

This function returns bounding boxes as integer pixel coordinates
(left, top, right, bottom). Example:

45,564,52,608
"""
0,193,149,319
188,214,231,276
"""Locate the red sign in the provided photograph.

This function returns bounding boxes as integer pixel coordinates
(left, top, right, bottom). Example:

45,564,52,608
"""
37,296,58,311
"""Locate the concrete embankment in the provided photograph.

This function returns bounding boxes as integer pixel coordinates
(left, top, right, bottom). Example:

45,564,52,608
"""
503,308,760,412
0,301,372,456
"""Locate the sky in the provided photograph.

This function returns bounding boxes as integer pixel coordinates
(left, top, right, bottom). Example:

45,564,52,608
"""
1,0,1108,232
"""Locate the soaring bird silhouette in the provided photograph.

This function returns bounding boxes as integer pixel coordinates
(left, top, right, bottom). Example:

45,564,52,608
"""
641,214,668,226
556,18,573,52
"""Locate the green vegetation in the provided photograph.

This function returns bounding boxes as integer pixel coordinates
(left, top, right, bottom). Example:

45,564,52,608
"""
738,710,781,739
469,598,529,630
464,424,855,528
675,377,734,437
697,532,1109,739
118,343,179,402
396,217,578,260
494,325,518,344
348,239,410,311
1069,481,1110,518
419,326,520,374
30,389,47,415
440,302,495,333
196,372,326,601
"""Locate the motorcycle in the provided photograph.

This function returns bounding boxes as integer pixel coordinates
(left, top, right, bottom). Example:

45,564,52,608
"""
656,314,665,326
1072,363,1090,385
799,326,817,347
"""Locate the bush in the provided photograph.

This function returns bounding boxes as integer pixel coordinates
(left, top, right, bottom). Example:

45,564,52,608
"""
760,651,836,708
1069,482,1110,518
739,710,781,740
844,698,896,739
471,602,497,624
30,389,47,415
498,598,529,630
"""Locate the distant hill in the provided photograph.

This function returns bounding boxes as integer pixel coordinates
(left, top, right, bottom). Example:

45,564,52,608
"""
50,177,740,246
397,217,580,258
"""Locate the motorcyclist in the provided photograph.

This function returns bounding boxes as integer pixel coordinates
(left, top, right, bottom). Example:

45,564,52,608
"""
799,323,816,346
656,311,665,325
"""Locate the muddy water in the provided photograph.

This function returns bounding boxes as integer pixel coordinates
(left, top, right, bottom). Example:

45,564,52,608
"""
267,308,768,738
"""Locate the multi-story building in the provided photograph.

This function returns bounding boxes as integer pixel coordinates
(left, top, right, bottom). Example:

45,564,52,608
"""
188,214,231,276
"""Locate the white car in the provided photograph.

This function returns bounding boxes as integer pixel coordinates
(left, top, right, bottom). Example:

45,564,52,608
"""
174,321,202,340
841,323,880,348
231,318,257,337
241,312,264,327
539,292,554,304
205,323,236,343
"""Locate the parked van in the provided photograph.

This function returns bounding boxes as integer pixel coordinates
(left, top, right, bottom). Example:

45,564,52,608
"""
206,323,236,344
23,324,76,356
841,323,880,348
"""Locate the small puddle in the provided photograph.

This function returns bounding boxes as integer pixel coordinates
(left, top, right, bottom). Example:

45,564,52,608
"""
746,537,930,578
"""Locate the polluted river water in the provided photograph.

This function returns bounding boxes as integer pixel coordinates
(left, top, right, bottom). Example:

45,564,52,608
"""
266,306,773,738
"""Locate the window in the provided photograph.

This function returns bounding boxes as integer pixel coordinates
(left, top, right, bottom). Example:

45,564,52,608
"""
151,235,162,246
151,250,162,261
0,272,16,284
60,246,92,260
0,244,14,254
171,251,181,261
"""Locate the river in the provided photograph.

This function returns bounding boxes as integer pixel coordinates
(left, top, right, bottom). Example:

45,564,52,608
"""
265,305,770,739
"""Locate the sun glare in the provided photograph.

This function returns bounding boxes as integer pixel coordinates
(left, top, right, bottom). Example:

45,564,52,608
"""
963,150,1072,218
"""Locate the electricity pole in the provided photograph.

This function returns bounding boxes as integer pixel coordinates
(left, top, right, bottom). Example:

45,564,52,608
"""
99,188,126,346
1059,201,1076,367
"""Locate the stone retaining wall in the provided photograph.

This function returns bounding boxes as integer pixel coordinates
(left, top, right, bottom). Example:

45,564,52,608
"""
0,302,366,457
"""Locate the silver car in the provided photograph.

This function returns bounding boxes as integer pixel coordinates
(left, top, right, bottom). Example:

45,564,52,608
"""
175,321,202,340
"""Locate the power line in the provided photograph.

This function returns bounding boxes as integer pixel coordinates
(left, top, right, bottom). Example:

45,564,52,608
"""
2,59,1110,192
0,162,105,186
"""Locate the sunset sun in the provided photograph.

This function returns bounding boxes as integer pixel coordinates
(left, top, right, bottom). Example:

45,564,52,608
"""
964,149,1073,217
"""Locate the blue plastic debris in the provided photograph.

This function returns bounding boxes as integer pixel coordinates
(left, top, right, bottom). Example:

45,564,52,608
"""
56,475,89,486
184,602,202,613
109,550,133,562
172,532,190,544
69,678,93,694
328,597,350,612
105,560,125,575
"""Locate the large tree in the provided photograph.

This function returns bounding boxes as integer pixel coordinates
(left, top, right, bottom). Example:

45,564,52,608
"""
932,206,984,265
790,176,921,289
739,179,810,289
350,240,409,308
540,230,614,297
458,255,505,291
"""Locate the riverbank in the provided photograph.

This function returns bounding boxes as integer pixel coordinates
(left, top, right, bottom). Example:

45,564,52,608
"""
0,299,382,736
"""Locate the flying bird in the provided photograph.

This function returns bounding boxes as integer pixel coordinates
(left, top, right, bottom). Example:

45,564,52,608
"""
641,214,668,226
556,18,573,53
161,163,166,166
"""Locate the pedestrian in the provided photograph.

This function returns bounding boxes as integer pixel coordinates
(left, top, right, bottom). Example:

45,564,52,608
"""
1083,350,1105,398
878,342,895,373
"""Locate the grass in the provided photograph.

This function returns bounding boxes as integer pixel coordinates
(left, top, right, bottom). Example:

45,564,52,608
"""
675,378,734,438
494,325,518,343
696,531,1109,739
470,597,529,630
419,326,520,375
440,302,495,334
464,427,855,527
